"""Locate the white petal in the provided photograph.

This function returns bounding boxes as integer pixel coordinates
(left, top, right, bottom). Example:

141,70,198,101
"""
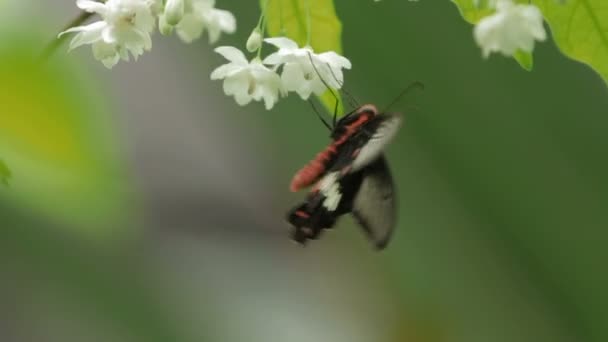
249,62,277,81
92,41,119,68
314,52,350,88
201,8,236,43
264,37,299,50
61,21,107,51
260,84,279,110
222,72,248,95
119,47,130,61
176,13,205,43
100,56,120,68
135,7,157,33
281,62,318,100
224,75,252,106
263,52,286,65
234,91,253,106
210,63,240,80
214,9,236,33
76,0,107,14
521,6,546,40
206,26,221,44
317,51,352,69
214,46,248,65
102,26,118,44
310,77,328,96
134,28,153,50
196,0,216,10
280,62,306,92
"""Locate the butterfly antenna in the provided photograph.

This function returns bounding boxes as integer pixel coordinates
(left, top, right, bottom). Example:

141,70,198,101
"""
381,81,425,113
307,51,340,128
325,64,359,109
308,99,332,131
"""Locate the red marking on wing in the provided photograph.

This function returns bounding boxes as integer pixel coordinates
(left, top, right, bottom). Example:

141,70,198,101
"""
290,108,376,192
294,210,311,219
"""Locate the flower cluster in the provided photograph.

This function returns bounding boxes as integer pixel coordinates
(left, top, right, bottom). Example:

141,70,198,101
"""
60,0,236,68
159,0,235,43
474,0,546,58
56,0,550,112
210,37,352,110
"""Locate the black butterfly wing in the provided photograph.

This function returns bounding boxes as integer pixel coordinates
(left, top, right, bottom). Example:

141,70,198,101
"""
286,169,363,244
351,156,396,249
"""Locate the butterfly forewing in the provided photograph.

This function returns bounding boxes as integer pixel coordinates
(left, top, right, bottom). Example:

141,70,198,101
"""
350,112,402,173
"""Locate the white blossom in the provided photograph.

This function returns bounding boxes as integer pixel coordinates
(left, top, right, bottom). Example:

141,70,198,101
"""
59,0,158,68
474,0,546,58
211,46,283,110
160,0,236,44
263,37,351,100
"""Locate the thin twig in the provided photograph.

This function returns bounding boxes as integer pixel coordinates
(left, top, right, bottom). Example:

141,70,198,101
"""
40,11,94,61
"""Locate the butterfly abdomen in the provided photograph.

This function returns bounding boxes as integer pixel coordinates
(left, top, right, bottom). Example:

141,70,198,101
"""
290,144,339,192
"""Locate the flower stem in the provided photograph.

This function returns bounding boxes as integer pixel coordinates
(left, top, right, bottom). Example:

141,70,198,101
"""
256,0,271,58
256,1,267,29
305,0,311,45
40,10,94,61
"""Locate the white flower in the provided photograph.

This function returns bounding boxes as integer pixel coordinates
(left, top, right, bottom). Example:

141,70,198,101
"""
474,0,546,58
263,37,351,100
160,0,236,44
59,0,158,68
211,46,283,110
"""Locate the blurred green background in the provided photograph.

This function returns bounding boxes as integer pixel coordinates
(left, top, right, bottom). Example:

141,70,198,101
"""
1,1,607,341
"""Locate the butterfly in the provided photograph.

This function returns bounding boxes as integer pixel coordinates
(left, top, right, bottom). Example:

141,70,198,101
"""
286,103,404,249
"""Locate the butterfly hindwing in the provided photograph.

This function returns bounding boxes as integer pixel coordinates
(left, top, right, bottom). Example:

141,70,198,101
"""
352,156,396,249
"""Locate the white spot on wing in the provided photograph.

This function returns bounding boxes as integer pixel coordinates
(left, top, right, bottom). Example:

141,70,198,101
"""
318,172,342,212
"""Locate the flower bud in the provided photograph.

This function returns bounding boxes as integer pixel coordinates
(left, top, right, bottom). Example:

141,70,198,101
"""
159,15,174,36
246,27,263,52
164,0,184,26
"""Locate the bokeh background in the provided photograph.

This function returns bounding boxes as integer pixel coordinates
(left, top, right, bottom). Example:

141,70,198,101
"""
1,1,607,341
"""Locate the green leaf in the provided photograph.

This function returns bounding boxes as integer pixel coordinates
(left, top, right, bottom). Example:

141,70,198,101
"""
533,0,608,84
261,0,345,115
514,49,534,70
0,160,10,186
451,0,535,70
0,34,132,236
451,0,495,23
